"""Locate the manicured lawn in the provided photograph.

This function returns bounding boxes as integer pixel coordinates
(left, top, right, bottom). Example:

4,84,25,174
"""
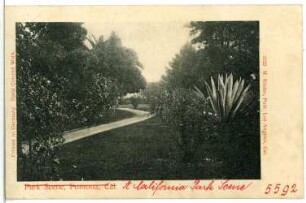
64,109,135,132
58,116,229,180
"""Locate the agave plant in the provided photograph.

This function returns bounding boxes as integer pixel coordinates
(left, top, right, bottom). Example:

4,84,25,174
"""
194,73,253,122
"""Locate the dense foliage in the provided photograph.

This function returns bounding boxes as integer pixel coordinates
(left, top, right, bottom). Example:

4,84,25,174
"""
130,95,142,109
143,82,167,113
17,21,260,180
16,23,146,180
159,88,217,162
163,21,259,91
154,21,260,178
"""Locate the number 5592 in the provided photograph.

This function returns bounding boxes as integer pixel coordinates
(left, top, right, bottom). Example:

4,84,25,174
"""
264,184,297,196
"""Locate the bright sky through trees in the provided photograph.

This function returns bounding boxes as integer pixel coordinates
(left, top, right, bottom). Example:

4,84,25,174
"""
84,22,190,82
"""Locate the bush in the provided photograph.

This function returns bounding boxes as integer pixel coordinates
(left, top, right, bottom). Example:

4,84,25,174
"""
130,95,142,109
143,82,167,113
155,74,259,178
194,73,259,178
160,88,217,163
17,72,67,181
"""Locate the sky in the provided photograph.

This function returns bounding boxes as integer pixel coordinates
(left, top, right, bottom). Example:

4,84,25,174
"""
84,22,191,82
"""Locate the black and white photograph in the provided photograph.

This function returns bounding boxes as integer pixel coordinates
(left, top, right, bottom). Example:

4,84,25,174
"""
16,21,261,181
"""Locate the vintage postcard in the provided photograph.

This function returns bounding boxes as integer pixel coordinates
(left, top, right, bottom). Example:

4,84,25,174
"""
4,5,303,199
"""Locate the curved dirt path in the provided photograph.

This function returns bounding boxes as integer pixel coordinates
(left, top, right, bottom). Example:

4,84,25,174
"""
63,108,154,144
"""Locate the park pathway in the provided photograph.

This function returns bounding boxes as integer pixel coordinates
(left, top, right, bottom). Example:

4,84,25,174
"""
63,108,154,144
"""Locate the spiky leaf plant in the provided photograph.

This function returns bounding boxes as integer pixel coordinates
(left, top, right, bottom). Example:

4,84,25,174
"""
195,73,252,123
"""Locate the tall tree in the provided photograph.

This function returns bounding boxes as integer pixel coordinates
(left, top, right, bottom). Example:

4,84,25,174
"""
89,32,146,95
163,21,259,92
189,21,259,80
162,44,201,89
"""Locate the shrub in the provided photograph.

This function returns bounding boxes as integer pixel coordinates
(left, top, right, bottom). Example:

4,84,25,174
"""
84,74,119,124
17,72,67,181
194,73,255,145
130,95,142,109
160,88,217,163
194,73,259,177
143,82,167,114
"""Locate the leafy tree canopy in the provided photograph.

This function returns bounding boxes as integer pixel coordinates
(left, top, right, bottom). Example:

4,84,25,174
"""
163,21,259,91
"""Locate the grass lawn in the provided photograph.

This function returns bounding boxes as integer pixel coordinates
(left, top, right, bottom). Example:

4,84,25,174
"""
118,103,150,112
64,109,135,132
59,116,230,180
